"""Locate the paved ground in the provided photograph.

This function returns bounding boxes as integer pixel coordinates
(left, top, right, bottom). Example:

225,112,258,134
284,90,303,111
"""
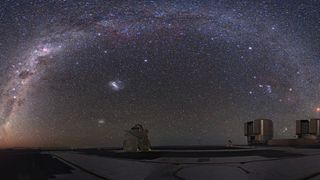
48,147,320,180
1,147,320,179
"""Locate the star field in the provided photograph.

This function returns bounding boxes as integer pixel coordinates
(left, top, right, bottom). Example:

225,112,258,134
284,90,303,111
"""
0,0,320,147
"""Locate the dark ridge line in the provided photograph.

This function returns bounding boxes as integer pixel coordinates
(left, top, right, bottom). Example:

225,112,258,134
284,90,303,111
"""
301,172,320,180
173,167,187,180
237,166,250,174
52,154,110,180
138,153,308,165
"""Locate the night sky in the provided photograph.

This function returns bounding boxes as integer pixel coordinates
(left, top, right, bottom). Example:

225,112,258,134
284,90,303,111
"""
1,0,320,148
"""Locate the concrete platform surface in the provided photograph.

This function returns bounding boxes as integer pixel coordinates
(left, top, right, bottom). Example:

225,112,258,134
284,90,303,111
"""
47,147,320,180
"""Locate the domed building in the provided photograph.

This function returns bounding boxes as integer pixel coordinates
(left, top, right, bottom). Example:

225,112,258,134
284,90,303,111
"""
123,124,151,152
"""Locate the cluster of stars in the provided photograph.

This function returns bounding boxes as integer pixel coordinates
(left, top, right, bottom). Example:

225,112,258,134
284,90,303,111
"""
109,80,124,91
0,0,319,147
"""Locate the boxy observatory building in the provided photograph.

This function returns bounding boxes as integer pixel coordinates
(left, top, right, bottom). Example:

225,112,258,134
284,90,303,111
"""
244,118,320,146
244,119,273,145
296,119,320,139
